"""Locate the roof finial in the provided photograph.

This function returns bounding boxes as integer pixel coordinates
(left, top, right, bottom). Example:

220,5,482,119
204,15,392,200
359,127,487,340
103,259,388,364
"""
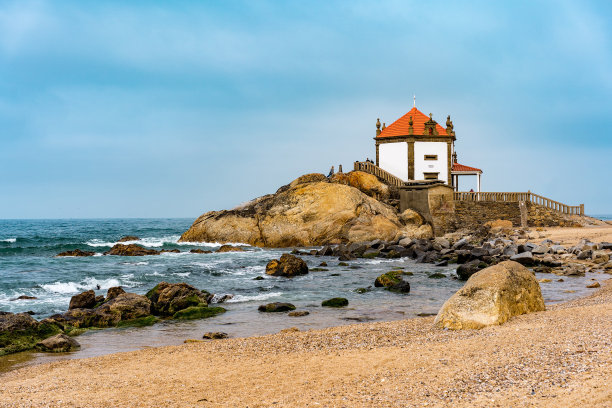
413,94,416,108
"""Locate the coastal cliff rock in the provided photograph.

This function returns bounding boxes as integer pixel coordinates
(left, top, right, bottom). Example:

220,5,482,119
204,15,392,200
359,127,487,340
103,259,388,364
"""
180,175,427,247
434,261,545,330
329,171,390,200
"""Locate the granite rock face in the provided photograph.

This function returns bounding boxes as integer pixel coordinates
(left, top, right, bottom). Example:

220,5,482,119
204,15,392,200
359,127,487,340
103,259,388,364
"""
434,261,545,330
180,174,428,247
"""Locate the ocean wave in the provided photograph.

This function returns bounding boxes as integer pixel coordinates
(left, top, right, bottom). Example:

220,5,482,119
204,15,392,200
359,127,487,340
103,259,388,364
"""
174,272,191,277
1,238,17,243
85,235,250,249
226,292,283,303
40,277,123,294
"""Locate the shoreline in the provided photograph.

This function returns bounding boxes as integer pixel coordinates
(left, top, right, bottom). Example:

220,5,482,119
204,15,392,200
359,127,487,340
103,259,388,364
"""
1,277,610,407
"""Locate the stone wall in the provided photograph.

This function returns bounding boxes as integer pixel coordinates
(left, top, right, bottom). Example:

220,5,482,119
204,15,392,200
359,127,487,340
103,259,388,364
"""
452,201,522,230
526,203,581,227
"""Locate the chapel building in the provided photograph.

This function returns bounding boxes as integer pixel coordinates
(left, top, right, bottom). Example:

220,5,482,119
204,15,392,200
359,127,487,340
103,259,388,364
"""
374,103,482,191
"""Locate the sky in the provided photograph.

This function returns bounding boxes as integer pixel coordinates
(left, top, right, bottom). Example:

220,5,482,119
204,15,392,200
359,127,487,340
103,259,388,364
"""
1,0,611,219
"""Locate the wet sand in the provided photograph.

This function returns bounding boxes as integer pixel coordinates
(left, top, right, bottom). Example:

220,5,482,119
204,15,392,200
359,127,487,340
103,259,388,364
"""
0,278,610,407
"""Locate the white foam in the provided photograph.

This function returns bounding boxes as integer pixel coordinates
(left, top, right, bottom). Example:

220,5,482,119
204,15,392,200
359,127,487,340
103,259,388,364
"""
41,277,124,294
174,272,190,277
41,281,82,294
226,292,283,303
1,238,16,243
85,236,251,249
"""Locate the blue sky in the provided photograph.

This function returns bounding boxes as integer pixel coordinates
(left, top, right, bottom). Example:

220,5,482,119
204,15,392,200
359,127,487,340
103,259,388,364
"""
1,0,611,218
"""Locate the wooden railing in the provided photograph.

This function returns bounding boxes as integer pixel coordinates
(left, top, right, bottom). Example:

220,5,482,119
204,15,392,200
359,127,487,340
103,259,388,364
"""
354,161,405,187
454,191,584,215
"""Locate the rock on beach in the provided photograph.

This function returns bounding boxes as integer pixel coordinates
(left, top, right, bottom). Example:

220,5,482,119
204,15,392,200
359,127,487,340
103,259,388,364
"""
434,260,545,330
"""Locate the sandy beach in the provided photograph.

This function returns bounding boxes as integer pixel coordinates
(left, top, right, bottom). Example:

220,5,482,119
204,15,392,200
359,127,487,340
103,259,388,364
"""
1,276,610,407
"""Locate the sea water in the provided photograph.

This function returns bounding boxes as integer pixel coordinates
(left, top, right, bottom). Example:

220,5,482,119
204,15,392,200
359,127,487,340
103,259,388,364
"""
0,218,602,372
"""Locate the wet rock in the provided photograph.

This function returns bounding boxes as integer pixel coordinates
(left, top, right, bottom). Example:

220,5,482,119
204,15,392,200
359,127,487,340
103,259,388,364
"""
173,306,225,320
217,245,245,253
88,293,152,327
69,290,97,310
145,282,210,316
456,260,486,281
253,276,265,280
592,250,610,264
288,310,310,317
562,264,586,277
576,250,592,260
319,262,328,267
190,249,212,254
265,254,308,277
317,246,334,256
104,244,160,256
0,312,62,356
428,273,446,279
210,294,233,303
117,236,140,242
202,332,228,339
56,249,96,257
36,333,80,353
160,249,180,253
361,249,380,259
434,261,545,330
374,271,411,293
102,287,125,302
510,252,535,266
599,242,612,250
353,287,371,294
258,302,296,312
321,297,349,307
10,295,37,301
586,281,601,288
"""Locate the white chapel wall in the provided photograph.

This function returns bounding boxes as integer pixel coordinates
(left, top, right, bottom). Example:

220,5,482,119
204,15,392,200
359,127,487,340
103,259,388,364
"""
414,141,448,183
379,142,408,181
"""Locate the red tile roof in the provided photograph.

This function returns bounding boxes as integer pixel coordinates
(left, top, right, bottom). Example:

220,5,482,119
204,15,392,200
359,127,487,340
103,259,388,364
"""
452,163,482,173
378,107,448,138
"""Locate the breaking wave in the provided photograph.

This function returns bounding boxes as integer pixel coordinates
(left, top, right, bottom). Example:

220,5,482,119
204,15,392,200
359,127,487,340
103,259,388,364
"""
40,277,124,294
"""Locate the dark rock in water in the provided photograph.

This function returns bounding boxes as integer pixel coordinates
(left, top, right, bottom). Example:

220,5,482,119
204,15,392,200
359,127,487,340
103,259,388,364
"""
56,249,96,257
288,310,310,317
69,290,96,310
434,259,448,267
347,243,367,256
310,268,329,272
202,332,228,339
374,271,411,293
252,276,265,280
217,245,245,253
211,294,233,303
104,244,160,256
190,248,212,254
456,260,485,280
321,297,349,307
354,287,371,294
258,302,296,312
146,282,210,316
160,249,180,253
428,273,446,279
10,295,37,301
317,246,334,256
338,253,354,261
36,333,80,353
265,254,309,277
510,252,535,266
106,286,126,302
173,306,225,320
455,250,472,264
361,249,380,259
118,236,140,242
417,312,437,317
338,262,349,267
329,273,341,276
319,261,328,267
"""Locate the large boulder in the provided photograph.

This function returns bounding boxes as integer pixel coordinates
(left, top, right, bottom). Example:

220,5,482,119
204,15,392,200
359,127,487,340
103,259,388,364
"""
104,244,160,256
88,293,152,327
36,333,80,353
434,261,545,330
266,254,309,277
69,290,97,310
374,271,411,293
180,179,426,247
145,282,210,316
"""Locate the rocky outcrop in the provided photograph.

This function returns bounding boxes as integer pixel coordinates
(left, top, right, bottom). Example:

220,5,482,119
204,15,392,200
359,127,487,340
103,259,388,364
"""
87,293,151,327
217,245,245,253
180,174,427,247
56,249,95,257
321,297,349,307
266,254,309,277
434,261,545,330
329,171,390,201
258,302,296,312
36,333,80,353
106,286,126,301
104,244,160,256
145,282,210,316
0,312,62,356
69,290,97,310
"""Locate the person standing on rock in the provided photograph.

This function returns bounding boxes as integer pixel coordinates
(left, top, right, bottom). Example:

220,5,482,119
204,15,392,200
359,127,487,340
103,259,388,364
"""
327,166,334,177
